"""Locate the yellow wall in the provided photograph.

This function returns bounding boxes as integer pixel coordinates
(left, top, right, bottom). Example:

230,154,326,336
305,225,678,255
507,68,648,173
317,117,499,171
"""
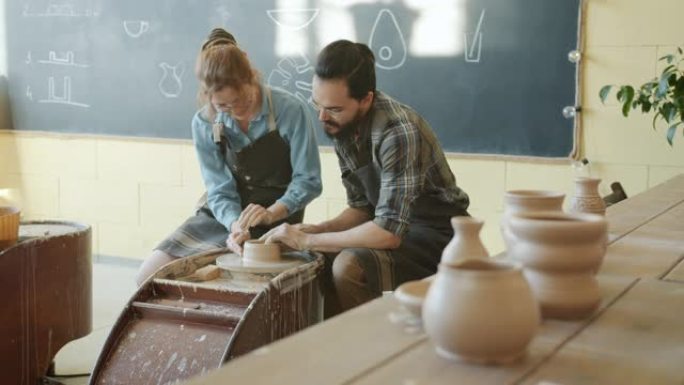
1,0,683,261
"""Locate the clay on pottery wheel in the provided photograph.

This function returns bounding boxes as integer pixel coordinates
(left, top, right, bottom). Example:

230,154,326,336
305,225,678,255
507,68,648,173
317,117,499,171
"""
243,240,280,263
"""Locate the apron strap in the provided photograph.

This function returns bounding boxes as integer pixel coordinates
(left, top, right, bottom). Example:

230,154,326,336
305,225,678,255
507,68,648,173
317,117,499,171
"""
212,111,229,159
212,87,275,165
212,111,224,144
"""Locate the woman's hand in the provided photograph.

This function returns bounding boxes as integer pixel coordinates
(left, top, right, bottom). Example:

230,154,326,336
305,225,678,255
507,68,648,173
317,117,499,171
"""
226,229,250,255
227,219,252,255
236,204,275,229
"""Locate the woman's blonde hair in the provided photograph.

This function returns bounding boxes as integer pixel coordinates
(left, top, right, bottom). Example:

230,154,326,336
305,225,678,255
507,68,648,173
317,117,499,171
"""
195,28,260,120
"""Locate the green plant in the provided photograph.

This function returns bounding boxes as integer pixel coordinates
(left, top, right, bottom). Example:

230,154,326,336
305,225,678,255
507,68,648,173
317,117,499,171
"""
599,47,684,146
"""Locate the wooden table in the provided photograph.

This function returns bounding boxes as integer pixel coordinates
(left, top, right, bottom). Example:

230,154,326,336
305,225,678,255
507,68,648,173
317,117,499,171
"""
184,175,684,385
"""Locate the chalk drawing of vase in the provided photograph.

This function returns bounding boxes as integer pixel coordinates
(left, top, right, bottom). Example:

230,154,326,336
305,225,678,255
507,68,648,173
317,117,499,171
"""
266,8,320,30
123,20,150,38
159,62,185,98
368,9,407,70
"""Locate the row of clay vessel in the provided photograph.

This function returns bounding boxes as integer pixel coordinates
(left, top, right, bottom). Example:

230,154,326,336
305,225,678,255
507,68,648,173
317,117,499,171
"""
420,177,608,365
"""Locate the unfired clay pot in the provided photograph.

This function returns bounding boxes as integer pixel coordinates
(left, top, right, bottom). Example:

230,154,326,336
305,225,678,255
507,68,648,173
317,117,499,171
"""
568,177,606,215
422,259,539,365
242,240,280,263
0,206,20,250
440,217,489,265
507,211,608,320
501,190,565,248
394,279,431,317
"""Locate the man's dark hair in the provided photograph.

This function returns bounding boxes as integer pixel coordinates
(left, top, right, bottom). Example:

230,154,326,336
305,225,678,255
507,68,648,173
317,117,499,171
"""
315,40,376,100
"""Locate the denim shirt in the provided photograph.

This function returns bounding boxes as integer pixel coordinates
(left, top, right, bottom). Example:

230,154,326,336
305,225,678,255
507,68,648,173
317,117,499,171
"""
191,85,322,230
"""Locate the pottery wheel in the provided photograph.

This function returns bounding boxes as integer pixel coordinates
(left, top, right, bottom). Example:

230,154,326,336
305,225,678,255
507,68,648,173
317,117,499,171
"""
216,252,306,274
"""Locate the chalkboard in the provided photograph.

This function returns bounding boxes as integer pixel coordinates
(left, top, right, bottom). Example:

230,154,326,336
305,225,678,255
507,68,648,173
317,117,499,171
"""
5,0,580,158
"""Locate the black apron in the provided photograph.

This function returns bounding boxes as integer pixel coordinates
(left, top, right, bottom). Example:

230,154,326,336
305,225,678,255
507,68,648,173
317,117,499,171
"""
337,147,468,293
156,87,304,257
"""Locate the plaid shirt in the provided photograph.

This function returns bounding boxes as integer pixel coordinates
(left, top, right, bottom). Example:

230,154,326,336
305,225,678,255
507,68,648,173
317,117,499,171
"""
334,91,469,237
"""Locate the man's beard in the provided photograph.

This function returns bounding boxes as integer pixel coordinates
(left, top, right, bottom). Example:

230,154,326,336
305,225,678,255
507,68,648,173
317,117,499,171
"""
323,111,364,142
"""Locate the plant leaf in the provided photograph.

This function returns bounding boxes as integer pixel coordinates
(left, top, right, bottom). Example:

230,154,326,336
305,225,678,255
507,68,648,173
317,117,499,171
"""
668,105,678,123
662,64,675,75
652,112,661,130
668,73,678,87
642,81,658,94
667,124,678,146
676,76,684,93
678,47,683,55
662,103,674,123
641,100,652,113
599,85,612,103
657,76,670,98
659,54,675,64
620,86,635,117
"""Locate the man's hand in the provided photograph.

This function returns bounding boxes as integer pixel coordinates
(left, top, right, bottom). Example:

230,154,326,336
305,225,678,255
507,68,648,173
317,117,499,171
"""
292,223,326,234
260,223,311,251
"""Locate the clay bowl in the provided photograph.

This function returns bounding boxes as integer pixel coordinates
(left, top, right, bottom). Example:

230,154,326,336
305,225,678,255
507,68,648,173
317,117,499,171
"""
242,240,281,263
503,190,565,214
0,206,21,250
394,279,431,317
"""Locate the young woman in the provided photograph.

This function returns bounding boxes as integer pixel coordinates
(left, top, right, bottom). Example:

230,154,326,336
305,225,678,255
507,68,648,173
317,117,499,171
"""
136,28,322,285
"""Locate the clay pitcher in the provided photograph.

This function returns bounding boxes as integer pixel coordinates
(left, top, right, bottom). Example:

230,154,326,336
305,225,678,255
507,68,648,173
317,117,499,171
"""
568,177,606,215
440,217,489,266
422,259,540,364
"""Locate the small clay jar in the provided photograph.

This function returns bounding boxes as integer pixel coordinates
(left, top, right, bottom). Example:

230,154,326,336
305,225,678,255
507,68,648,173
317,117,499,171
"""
0,206,21,250
501,190,565,248
440,217,489,266
507,211,608,319
242,240,280,263
422,259,539,365
568,177,606,216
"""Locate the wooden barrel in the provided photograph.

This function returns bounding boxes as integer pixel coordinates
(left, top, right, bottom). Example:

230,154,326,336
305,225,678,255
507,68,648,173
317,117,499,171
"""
0,221,92,385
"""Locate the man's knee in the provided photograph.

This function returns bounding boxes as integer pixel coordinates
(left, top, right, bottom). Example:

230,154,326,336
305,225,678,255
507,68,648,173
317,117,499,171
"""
332,248,367,285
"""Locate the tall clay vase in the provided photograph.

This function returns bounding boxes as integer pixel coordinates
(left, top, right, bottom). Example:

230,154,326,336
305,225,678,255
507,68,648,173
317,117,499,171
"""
422,259,540,364
568,177,606,215
507,211,608,320
501,190,565,249
440,217,489,266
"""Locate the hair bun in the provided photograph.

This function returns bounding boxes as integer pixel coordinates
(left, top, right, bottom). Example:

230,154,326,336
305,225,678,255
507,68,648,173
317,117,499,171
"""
202,28,237,51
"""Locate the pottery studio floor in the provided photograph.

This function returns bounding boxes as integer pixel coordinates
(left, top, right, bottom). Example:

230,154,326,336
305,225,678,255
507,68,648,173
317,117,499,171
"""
50,260,139,385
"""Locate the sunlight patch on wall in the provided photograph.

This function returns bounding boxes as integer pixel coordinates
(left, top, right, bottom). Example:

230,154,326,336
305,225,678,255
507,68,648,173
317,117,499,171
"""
405,0,466,57
272,0,311,57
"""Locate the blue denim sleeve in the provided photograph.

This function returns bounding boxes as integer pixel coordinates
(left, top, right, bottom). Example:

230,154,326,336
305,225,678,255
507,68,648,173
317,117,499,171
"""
273,94,322,214
191,111,241,231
